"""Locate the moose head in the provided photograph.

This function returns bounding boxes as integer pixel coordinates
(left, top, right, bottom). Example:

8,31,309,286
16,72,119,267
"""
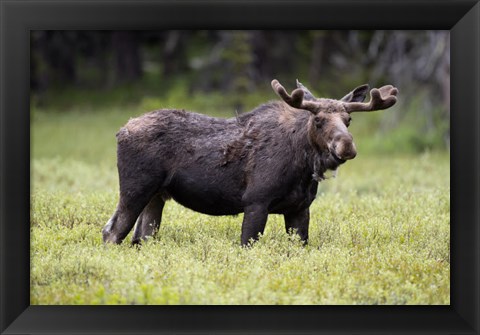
271,79,398,168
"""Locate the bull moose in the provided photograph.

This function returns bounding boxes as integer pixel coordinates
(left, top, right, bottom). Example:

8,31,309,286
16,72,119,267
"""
102,79,398,246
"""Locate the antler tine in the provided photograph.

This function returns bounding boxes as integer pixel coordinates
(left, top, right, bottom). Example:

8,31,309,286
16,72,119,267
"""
271,79,318,112
296,79,316,101
344,85,398,113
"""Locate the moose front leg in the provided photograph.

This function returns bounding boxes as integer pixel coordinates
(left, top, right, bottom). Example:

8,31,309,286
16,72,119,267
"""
241,204,268,246
284,208,310,244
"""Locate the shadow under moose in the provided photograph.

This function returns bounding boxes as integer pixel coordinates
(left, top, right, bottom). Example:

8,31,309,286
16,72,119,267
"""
102,79,398,246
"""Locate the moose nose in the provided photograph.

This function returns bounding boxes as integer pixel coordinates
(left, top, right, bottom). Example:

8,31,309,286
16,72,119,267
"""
333,134,357,160
342,143,357,160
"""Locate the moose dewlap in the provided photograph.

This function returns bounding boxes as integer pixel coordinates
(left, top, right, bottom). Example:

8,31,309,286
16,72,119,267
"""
103,79,398,246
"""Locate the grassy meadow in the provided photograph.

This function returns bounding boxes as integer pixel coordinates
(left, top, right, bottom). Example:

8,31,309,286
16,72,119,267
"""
31,93,450,305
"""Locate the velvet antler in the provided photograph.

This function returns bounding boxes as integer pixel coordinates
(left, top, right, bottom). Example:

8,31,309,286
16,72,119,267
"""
343,85,398,113
271,79,319,112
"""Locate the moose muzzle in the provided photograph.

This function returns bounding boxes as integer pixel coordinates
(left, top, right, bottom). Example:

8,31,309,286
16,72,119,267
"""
332,133,357,161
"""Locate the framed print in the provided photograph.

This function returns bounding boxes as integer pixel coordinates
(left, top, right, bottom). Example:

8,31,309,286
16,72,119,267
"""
1,0,479,334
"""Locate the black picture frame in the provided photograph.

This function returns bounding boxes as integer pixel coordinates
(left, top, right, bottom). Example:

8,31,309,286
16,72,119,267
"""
1,1,479,334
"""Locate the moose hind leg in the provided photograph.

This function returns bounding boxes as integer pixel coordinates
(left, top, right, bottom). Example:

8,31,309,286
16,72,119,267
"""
103,184,159,244
284,208,310,244
131,193,165,244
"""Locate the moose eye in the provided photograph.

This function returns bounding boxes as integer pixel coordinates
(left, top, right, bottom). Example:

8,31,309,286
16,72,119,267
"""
314,116,325,129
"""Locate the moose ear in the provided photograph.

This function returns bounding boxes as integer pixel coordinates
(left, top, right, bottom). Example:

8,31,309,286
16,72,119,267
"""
341,84,370,103
296,79,317,101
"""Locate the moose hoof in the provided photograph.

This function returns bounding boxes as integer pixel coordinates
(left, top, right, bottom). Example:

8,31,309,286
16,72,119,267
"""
102,227,122,244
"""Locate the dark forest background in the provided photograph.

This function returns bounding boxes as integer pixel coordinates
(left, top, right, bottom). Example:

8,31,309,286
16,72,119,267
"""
30,30,450,152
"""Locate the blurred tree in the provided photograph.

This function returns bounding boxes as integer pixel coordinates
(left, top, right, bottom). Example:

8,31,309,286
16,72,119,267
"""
362,30,450,146
31,31,78,88
162,30,190,76
309,31,326,86
221,31,254,112
111,31,143,83
251,31,272,83
75,31,111,88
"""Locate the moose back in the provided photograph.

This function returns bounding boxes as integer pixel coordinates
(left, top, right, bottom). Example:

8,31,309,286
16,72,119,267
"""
102,80,398,245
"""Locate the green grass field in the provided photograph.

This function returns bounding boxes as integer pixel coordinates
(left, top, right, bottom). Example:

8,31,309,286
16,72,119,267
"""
31,104,450,305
